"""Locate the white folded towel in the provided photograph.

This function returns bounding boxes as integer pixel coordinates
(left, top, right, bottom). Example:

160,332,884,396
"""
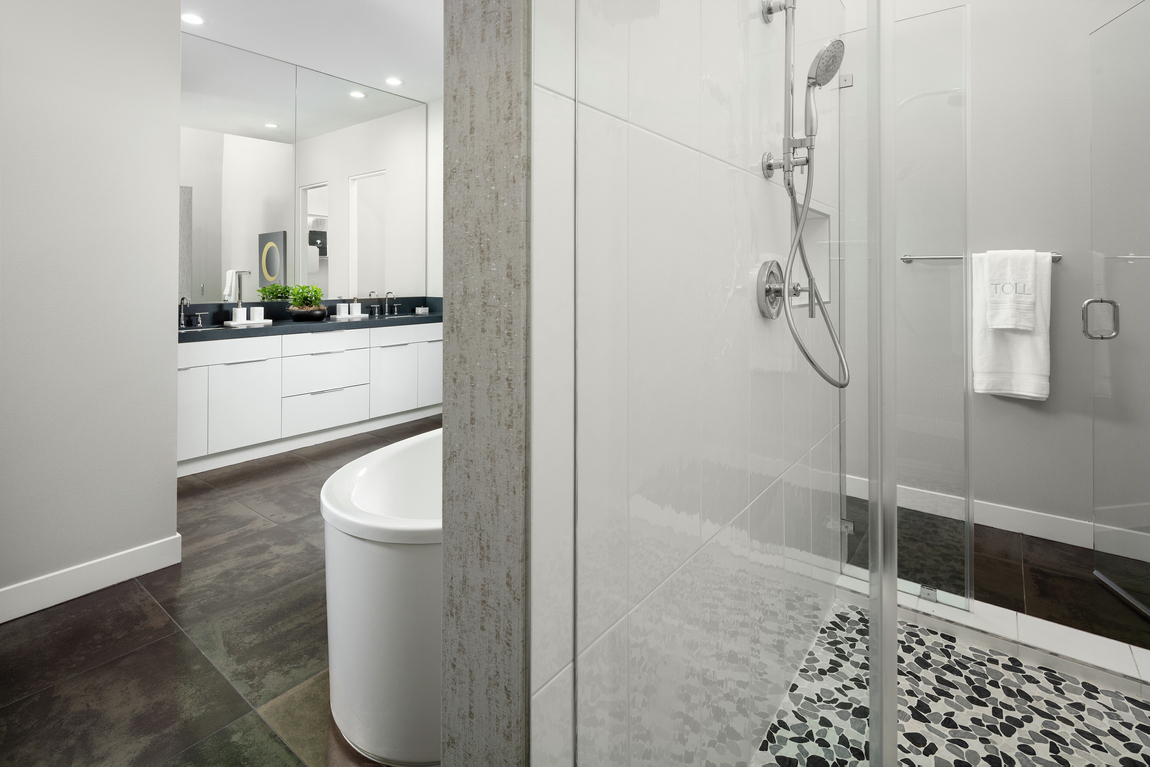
984,249,1037,330
223,269,238,302
972,252,1052,400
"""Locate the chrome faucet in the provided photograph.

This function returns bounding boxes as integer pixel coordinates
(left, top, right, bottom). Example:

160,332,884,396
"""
384,291,396,316
235,271,251,308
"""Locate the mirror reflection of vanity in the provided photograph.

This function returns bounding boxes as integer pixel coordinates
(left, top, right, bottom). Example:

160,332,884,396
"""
179,33,429,303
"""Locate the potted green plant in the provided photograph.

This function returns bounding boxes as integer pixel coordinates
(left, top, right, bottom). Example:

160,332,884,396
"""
257,284,292,302
289,284,327,321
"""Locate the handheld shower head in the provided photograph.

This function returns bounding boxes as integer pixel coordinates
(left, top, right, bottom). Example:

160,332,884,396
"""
804,39,845,138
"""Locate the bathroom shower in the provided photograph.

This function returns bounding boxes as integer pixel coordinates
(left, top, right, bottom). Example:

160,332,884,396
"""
757,0,851,388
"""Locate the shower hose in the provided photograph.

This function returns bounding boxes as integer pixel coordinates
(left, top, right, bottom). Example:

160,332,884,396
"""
781,146,851,389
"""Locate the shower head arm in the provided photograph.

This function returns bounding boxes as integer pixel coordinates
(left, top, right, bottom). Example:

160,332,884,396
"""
805,83,818,139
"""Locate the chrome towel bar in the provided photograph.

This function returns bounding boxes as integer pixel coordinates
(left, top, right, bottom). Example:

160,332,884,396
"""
901,253,1063,263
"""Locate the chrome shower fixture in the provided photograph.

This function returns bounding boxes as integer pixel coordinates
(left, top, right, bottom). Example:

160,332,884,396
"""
757,0,850,389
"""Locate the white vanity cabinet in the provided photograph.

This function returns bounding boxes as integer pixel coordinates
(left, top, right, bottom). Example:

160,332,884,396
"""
177,322,442,469
176,367,208,461
370,344,418,417
208,358,283,453
281,329,371,437
417,341,443,407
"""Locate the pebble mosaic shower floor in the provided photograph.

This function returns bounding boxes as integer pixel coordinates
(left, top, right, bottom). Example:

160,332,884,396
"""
756,601,1150,767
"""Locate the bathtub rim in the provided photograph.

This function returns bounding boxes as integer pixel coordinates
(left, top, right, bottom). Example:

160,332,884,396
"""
320,427,442,544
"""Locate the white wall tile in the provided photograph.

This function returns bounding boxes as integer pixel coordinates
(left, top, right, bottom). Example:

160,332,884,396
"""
810,427,841,579
747,478,789,731
531,664,575,766
577,617,630,765
696,512,759,767
535,0,576,97
700,0,750,168
531,86,576,693
628,125,703,604
628,564,702,766
578,0,630,119
747,177,795,499
576,104,631,650
699,156,751,540
629,0,702,148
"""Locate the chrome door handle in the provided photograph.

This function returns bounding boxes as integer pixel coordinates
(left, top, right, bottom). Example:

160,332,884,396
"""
1082,298,1120,340
311,350,345,356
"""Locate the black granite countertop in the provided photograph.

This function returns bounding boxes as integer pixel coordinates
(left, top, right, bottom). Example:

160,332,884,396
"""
177,312,442,343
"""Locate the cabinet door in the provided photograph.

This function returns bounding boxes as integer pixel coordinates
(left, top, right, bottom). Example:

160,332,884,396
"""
370,344,418,418
207,358,282,454
417,340,443,407
177,367,208,461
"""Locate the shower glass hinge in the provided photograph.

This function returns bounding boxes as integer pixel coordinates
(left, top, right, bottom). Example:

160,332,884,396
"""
920,586,938,603
838,73,854,88
839,519,855,536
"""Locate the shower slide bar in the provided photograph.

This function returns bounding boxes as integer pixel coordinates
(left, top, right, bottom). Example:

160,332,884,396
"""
901,253,1063,263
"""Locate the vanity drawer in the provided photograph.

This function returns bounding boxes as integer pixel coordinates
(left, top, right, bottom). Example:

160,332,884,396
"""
369,323,442,348
282,347,370,397
178,336,281,369
281,384,370,438
282,329,370,357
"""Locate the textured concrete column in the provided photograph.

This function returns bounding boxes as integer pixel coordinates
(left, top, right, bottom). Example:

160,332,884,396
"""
442,0,532,764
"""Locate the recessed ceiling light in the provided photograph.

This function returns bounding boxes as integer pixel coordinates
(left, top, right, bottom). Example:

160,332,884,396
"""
181,13,204,24
385,77,403,87
349,91,366,99
265,123,278,128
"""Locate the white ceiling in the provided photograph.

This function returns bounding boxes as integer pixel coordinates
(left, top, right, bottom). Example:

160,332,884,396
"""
179,0,444,103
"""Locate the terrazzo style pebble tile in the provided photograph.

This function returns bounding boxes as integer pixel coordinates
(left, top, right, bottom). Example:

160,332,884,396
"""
755,601,1150,767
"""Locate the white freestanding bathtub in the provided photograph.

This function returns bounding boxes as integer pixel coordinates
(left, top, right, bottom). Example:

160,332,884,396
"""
321,428,442,766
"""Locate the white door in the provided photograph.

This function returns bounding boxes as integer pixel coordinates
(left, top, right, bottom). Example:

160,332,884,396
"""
207,358,282,453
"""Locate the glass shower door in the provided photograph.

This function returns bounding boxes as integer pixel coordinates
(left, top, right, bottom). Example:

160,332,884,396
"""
1090,0,1150,616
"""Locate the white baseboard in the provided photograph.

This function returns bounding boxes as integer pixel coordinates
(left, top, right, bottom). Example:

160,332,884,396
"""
0,534,182,624
845,474,1150,559
177,405,442,477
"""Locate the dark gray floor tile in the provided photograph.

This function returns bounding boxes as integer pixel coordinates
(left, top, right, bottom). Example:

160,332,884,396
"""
291,434,385,469
0,633,250,767
158,711,303,767
0,580,177,709
282,512,326,551
368,415,441,443
258,671,331,767
137,526,325,627
186,571,328,707
196,452,322,495
178,497,277,557
232,474,327,525
177,475,219,504
325,716,382,767
258,672,380,767
1022,535,1095,579
1024,566,1150,648
973,524,1021,563
972,553,1025,613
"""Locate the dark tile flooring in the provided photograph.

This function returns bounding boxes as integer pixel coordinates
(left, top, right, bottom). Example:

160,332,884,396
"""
844,495,1150,651
0,415,442,767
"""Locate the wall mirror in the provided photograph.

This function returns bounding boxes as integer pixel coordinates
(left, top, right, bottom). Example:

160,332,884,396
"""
179,34,428,303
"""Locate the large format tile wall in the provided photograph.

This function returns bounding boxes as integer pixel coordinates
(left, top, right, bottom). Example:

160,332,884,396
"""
528,0,849,763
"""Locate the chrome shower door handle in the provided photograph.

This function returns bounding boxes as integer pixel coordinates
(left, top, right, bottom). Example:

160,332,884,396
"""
1082,298,1120,340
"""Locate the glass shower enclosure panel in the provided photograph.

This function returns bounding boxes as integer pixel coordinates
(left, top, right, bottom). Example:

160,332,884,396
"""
841,6,968,608
1090,0,1150,615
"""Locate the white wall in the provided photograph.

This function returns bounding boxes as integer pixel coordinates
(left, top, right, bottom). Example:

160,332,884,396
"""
179,127,223,301
296,104,427,299
221,134,295,302
0,0,181,621
528,0,849,762
426,98,444,297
